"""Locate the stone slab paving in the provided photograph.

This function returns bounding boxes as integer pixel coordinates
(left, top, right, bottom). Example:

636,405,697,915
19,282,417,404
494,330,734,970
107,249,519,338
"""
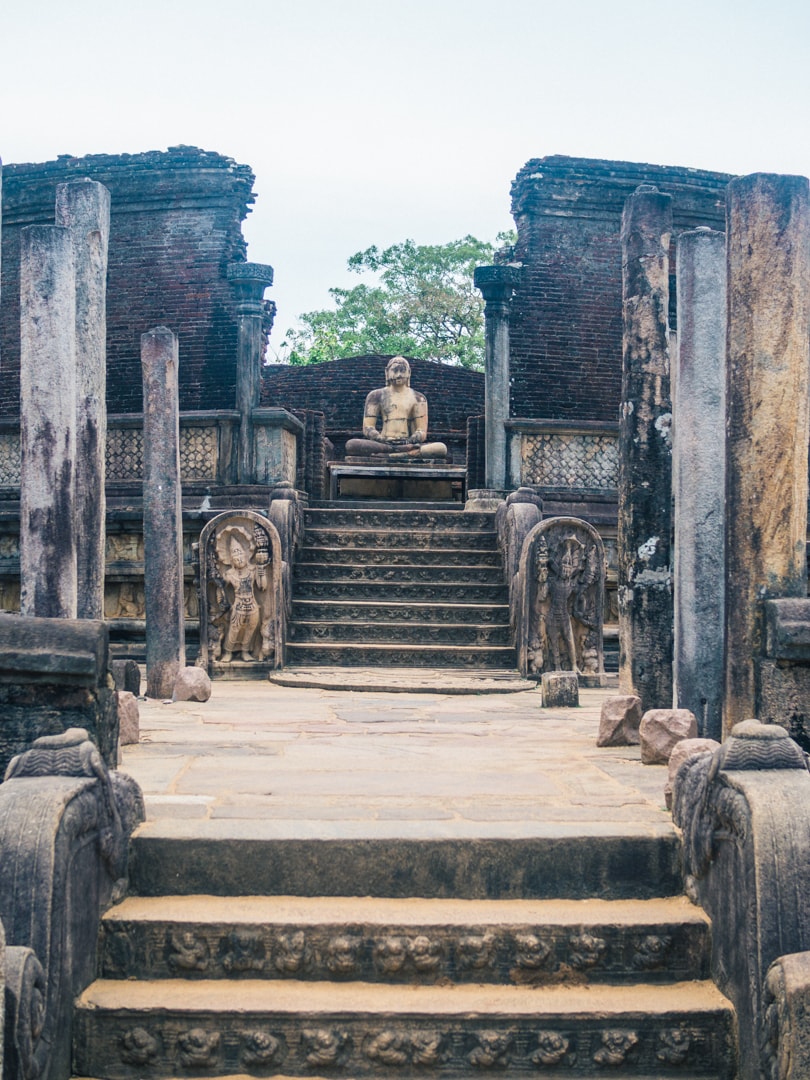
122,678,673,840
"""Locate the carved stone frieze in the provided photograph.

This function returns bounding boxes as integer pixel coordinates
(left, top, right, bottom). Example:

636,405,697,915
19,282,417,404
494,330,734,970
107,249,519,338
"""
656,1027,696,1065
240,1029,284,1066
467,1030,513,1068
516,517,606,680
0,580,21,613
104,583,145,620
301,1027,351,1068
105,533,143,563
531,1029,571,1066
166,930,209,973
220,929,266,972
457,933,497,971
119,1026,160,1067
324,934,361,976
176,1026,220,1067
593,1029,638,1065
304,529,496,551
274,930,309,973
632,934,672,971
197,511,285,674
568,934,606,971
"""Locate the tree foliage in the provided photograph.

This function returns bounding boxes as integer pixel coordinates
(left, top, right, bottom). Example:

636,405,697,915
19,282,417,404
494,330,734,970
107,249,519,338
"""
278,233,515,370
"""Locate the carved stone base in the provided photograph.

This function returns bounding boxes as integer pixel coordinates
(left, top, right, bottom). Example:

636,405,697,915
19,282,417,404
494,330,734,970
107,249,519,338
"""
209,660,276,682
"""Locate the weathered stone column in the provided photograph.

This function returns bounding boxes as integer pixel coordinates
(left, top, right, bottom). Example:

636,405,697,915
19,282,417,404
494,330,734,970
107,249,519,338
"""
55,180,110,621
141,327,185,698
673,228,727,740
617,185,674,712
19,225,78,618
724,173,810,734
474,265,520,490
227,262,275,484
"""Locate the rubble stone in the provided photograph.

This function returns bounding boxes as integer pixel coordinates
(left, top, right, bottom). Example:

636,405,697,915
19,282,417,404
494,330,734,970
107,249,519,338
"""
596,695,642,747
173,667,212,703
640,709,698,765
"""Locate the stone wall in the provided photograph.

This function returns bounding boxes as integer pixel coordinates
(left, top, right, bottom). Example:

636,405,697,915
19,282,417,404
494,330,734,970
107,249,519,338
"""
508,156,730,422
0,147,255,416
262,355,484,459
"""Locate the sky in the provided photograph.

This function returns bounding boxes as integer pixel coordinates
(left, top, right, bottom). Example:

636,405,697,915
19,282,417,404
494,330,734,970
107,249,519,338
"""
2,0,809,358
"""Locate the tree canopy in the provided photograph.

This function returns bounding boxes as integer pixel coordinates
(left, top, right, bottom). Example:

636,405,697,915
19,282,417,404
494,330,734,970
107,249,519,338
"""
278,233,515,371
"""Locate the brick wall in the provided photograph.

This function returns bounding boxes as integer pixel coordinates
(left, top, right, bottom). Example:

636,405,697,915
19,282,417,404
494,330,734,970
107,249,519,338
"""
507,156,731,422
1,147,256,416
262,355,484,459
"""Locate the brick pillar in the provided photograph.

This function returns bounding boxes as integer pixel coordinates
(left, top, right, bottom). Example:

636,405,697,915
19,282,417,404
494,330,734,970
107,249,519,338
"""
19,225,78,618
674,228,727,739
142,327,185,698
617,185,674,711
227,262,275,484
474,265,520,490
724,174,810,734
55,180,110,621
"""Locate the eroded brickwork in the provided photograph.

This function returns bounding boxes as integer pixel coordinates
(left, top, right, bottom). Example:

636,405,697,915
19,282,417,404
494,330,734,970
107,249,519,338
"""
1,147,255,416
508,157,730,422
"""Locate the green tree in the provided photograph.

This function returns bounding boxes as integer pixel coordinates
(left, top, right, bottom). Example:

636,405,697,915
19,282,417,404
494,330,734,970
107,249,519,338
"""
278,233,515,370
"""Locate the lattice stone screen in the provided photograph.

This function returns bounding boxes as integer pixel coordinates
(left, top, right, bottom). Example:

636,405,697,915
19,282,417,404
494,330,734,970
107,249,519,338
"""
105,426,218,482
0,431,21,486
520,432,618,489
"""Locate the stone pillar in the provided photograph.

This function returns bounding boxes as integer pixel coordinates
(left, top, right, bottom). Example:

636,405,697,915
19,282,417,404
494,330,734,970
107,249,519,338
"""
617,185,674,712
673,228,727,740
55,180,110,621
19,225,78,619
141,327,185,698
227,262,275,484
474,265,520,490
724,173,810,734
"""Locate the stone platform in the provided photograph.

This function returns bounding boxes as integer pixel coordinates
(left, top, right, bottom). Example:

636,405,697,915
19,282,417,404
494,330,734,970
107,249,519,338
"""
328,462,467,502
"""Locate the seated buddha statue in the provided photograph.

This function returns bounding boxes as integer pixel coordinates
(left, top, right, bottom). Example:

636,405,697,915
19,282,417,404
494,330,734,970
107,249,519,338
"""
344,356,448,459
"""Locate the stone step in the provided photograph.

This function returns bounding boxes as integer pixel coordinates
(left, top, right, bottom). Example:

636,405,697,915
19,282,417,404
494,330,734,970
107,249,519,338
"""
288,621,512,646
285,643,517,668
290,599,511,625
297,546,503,567
128,830,681,900
304,509,496,531
302,529,498,551
99,895,711,985
73,978,736,1079
295,563,506,584
293,581,509,603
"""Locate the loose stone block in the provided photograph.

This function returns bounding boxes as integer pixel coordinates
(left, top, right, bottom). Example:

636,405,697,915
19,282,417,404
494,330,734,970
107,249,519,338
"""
19,224,78,618
673,228,726,740
664,737,720,810
55,180,110,621
117,690,140,745
596,695,642,747
111,658,141,697
142,327,185,699
617,186,674,712
541,671,579,708
724,173,810,735
174,667,212,703
640,709,698,765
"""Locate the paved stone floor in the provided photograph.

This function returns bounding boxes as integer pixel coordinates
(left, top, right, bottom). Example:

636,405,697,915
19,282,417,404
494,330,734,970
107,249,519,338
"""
122,674,675,843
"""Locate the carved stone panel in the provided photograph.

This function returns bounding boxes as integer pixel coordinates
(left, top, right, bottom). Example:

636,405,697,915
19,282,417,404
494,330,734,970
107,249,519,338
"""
197,511,284,675
516,517,606,682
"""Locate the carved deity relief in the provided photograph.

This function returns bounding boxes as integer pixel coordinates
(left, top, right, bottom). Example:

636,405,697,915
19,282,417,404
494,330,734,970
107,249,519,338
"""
197,511,283,672
517,517,606,681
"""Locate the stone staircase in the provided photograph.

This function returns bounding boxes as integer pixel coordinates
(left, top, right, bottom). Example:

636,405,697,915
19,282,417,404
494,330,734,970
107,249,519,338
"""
286,505,516,669
73,834,735,1078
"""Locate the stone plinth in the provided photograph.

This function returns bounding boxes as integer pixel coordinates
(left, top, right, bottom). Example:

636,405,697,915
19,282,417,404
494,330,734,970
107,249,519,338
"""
141,327,185,699
724,174,810,735
617,186,673,712
19,224,77,619
252,407,303,487
55,180,111,621
673,228,726,739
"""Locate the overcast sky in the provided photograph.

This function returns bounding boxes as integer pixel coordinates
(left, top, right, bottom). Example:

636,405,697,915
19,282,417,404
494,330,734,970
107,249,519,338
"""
3,0,809,356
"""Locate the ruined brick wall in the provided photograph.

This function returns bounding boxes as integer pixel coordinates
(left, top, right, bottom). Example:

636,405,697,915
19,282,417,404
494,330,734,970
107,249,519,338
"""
0,147,255,416
508,157,731,422
262,355,484,459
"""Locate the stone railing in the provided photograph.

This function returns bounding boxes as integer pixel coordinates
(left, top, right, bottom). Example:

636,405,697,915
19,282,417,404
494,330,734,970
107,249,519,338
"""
506,419,618,491
1,408,303,490
673,722,810,1080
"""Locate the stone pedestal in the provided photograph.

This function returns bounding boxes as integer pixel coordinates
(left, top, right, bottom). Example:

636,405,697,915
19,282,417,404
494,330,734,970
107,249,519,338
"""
253,407,303,486
617,186,673,712
141,327,185,698
227,262,275,484
55,180,111,621
673,228,726,739
474,265,520,490
724,174,810,734
19,224,78,619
